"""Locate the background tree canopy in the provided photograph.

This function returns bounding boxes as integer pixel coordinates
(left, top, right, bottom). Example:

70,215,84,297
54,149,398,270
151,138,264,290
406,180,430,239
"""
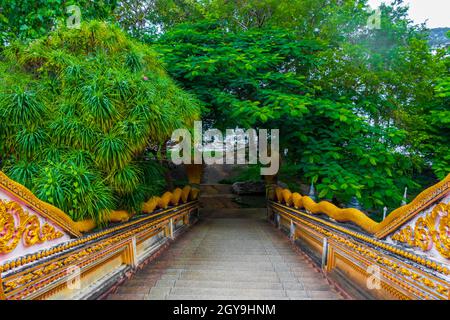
150,1,449,218
0,0,448,222
154,20,425,214
0,0,118,45
0,21,199,224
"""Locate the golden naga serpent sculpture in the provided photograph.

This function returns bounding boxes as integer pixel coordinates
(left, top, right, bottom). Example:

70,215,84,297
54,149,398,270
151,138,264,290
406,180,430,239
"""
76,185,199,232
0,170,200,237
273,174,450,238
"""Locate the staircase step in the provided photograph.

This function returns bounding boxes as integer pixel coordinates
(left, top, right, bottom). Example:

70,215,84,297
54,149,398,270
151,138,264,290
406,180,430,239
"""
200,184,232,194
200,193,236,198
154,279,286,290
169,287,288,298
106,182,345,300
199,199,241,209
200,208,266,218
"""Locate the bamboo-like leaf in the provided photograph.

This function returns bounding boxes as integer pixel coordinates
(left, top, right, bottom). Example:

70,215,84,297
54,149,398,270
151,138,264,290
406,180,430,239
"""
0,21,200,223
95,132,132,170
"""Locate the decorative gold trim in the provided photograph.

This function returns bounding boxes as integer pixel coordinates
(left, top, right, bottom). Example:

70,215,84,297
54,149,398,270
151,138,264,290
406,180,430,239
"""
0,201,198,275
0,200,64,254
0,172,81,237
0,273,5,300
375,174,450,238
392,203,450,259
270,202,449,276
273,205,449,299
1,203,196,300
276,187,379,234
274,174,450,238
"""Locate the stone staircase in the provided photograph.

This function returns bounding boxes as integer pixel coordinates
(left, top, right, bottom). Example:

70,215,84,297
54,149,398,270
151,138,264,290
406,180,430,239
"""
199,184,239,207
106,184,345,300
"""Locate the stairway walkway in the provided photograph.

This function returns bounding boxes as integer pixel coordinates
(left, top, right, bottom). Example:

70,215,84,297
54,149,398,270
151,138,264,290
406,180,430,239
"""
106,184,344,300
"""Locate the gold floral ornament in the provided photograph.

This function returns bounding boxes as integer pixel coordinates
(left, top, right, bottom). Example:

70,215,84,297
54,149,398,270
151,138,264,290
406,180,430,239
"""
392,203,450,259
0,200,64,254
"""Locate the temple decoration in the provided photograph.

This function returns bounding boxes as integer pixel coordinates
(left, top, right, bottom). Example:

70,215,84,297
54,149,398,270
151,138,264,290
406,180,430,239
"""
308,181,316,201
275,188,379,234
390,201,450,260
0,170,201,300
348,196,362,211
0,200,64,254
274,174,450,238
0,200,199,300
270,203,450,299
0,172,81,238
268,174,450,300
383,206,388,220
0,169,199,238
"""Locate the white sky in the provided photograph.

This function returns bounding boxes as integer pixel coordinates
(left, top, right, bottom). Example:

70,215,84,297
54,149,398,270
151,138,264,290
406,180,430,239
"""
367,0,449,28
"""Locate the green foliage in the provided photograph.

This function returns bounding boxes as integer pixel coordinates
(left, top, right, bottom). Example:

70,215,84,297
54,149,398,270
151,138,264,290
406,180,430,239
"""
0,21,200,223
156,21,321,129
207,0,369,39
115,0,205,40
31,161,114,223
155,17,447,215
1,0,448,221
219,165,263,185
0,0,118,46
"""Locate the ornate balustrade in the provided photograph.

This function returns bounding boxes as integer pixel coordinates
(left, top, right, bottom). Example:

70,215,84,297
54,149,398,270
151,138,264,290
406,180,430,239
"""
268,174,450,300
2,167,448,300
0,172,199,300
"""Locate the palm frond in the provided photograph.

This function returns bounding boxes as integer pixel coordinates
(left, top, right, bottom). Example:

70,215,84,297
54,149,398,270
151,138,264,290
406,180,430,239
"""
108,163,142,194
0,21,200,223
95,132,132,170
126,51,143,73
1,89,47,125
82,83,118,130
3,159,38,189
15,127,48,158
